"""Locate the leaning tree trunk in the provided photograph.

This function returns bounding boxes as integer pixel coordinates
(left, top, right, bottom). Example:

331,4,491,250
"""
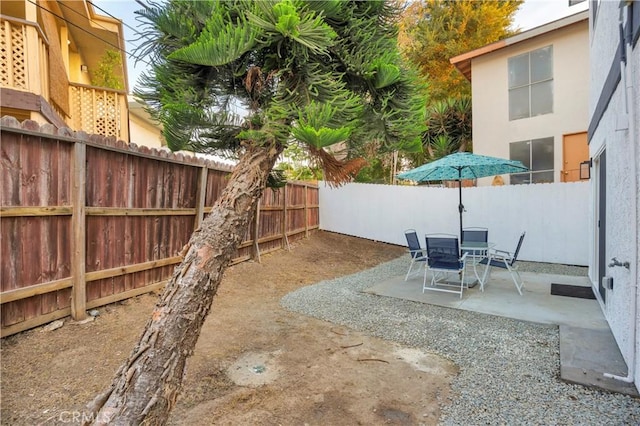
86,142,283,425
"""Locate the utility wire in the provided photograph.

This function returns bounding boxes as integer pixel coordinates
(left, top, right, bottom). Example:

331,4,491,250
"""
59,0,125,37
27,0,152,68
85,0,155,70
87,0,147,38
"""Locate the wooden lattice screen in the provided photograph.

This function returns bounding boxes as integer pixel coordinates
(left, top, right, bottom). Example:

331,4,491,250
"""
1,16,51,117
0,19,28,90
69,84,127,140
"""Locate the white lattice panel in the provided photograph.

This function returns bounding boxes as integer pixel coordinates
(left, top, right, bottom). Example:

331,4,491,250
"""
0,22,8,86
11,25,26,88
95,92,118,137
70,86,124,139
0,21,27,89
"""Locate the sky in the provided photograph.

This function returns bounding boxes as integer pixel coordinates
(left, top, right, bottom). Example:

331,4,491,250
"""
92,0,590,92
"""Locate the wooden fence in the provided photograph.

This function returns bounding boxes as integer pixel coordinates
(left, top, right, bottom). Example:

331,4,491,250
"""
0,117,319,337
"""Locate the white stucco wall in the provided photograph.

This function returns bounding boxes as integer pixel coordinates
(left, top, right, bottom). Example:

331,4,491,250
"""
472,19,589,185
319,181,589,266
589,1,640,390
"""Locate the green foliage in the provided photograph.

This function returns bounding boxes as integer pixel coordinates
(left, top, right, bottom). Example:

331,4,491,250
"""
292,126,352,149
266,169,288,188
134,0,427,182
371,61,401,89
406,96,472,167
276,161,323,181
399,0,522,102
354,156,390,184
396,0,517,169
168,15,258,66
247,0,338,56
276,143,323,181
425,96,471,152
92,49,124,90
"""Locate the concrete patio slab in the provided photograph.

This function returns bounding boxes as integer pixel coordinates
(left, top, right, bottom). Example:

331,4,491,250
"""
560,325,638,396
364,268,638,397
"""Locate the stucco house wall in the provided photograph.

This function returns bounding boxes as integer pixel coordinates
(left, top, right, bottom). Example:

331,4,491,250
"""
128,98,165,149
589,0,640,391
456,13,589,186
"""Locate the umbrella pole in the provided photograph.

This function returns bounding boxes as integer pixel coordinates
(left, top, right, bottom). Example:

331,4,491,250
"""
457,174,464,282
458,170,463,242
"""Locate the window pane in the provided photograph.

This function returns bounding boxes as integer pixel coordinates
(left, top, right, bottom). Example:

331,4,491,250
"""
531,137,554,171
532,171,554,183
510,141,530,168
531,80,553,116
508,53,529,88
531,46,553,82
509,87,530,120
510,173,530,185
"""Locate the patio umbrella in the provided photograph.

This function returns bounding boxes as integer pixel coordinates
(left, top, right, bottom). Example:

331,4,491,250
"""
396,152,528,240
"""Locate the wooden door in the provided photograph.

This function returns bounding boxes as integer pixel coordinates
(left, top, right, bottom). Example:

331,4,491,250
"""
562,132,589,182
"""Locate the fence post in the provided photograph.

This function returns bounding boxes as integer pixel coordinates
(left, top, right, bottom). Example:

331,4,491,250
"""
253,200,261,263
194,166,208,230
71,141,87,320
304,184,309,238
282,184,290,251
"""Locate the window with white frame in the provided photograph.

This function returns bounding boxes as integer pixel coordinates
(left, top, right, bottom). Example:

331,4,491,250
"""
509,137,554,184
508,46,553,120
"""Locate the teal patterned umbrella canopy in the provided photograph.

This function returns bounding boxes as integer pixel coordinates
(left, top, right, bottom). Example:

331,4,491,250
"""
397,152,528,240
396,152,528,182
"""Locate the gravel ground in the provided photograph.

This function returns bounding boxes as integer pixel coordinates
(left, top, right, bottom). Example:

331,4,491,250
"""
281,257,640,425
516,261,588,277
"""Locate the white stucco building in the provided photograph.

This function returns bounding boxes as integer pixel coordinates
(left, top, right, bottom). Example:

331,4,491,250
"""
451,11,590,186
588,0,640,392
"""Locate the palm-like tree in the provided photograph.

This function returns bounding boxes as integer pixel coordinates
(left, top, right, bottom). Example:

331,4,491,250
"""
405,96,471,168
87,1,426,423
424,97,472,157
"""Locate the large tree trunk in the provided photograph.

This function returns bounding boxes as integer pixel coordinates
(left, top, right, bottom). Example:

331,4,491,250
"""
86,142,283,425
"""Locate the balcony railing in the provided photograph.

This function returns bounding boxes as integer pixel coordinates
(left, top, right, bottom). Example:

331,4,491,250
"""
1,15,129,142
0,15,49,97
69,83,129,142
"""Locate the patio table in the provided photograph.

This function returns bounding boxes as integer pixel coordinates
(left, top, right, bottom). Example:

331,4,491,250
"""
461,241,495,291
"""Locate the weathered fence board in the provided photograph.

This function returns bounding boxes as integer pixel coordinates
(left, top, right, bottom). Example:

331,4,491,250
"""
0,119,319,336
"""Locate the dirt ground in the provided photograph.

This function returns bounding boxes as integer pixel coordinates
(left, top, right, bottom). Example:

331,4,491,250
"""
1,231,457,425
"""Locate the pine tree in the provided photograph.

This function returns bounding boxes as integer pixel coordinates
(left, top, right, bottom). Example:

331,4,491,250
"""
86,1,426,423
